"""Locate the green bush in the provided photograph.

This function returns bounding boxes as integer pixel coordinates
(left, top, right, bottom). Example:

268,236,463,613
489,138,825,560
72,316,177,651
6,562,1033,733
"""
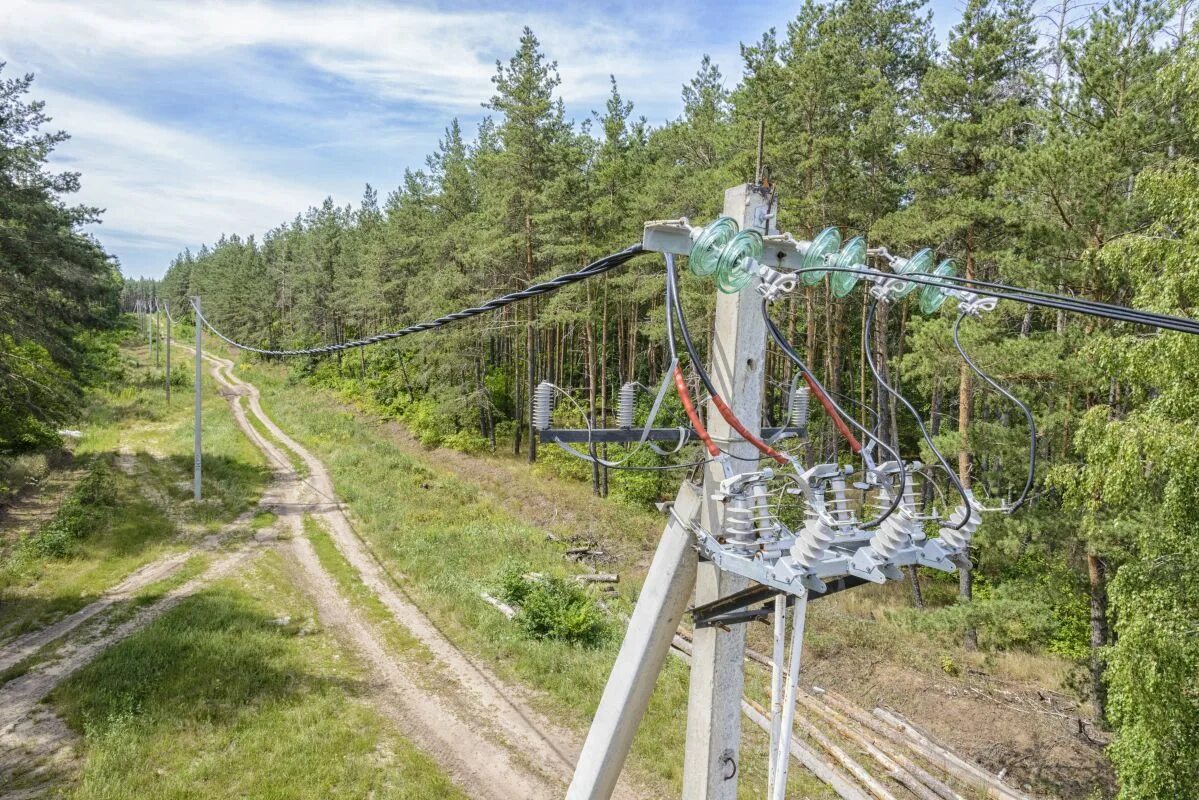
495,563,533,606
493,566,608,647
400,399,456,448
18,461,117,560
532,438,593,483
443,429,490,455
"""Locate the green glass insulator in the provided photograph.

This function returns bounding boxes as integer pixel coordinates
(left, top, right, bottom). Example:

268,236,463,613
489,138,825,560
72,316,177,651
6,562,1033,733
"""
830,235,867,298
892,248,934,298
715,231,764,294
688,216,739,278
920,260,957,314
798,227,843,285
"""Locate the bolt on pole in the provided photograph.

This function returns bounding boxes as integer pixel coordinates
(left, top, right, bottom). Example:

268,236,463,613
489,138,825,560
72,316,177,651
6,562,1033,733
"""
193,296,202,502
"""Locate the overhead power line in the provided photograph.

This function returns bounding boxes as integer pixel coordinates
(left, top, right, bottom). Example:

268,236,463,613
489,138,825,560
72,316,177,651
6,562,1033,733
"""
192,244,645,356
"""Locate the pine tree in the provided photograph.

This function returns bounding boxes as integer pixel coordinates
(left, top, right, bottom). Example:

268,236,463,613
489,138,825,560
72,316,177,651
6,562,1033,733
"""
485,28,570,461
0,65,120,455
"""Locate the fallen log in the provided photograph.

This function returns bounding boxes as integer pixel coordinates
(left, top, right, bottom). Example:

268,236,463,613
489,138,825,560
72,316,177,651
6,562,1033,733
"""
872,708,1029,800
798,692,958,800
775,700,900,800
576,573,619,584
479,591,516,619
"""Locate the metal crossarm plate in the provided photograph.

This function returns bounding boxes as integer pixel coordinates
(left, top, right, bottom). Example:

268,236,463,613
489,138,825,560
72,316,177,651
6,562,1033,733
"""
642,219,818,269
539,426,805,444
689,576,871,629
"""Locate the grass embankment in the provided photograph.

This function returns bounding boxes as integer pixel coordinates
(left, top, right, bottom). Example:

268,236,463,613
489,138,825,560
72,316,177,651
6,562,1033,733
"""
239,357,831,798
50,550,466,800
0,339,269,641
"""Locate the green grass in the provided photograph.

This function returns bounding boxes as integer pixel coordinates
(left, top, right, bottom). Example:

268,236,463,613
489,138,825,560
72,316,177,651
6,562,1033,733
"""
245,404,309,477
0,466,177,639
239,357,834,799
76,341,269,528
50,550,466,800
303,515,428,663
250,510,277,531
0,342,270,642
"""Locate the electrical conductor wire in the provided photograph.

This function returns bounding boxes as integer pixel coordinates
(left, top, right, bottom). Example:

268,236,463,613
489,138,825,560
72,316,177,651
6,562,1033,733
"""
865,298,970,529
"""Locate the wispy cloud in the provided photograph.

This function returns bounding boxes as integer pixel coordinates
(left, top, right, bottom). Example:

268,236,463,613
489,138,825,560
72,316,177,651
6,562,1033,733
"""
41,89,325,246
0,0,793,277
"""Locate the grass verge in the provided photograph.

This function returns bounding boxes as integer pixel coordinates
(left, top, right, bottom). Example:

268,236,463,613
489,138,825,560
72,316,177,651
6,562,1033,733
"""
0,340,269,643
49,550,466,800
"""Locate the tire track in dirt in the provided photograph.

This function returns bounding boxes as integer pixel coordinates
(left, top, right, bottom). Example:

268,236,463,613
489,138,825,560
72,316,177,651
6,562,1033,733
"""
0,352,293,797
196,348,649,800
0,543,266,795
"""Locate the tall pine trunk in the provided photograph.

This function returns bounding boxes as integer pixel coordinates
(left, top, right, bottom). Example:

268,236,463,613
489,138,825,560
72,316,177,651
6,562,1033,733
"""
959,226,978,650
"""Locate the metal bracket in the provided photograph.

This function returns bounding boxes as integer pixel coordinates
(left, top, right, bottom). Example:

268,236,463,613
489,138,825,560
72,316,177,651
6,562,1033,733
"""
538,426,805,444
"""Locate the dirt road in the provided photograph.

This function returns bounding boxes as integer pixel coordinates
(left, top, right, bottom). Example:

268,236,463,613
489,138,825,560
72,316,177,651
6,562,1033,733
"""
196,348,647,800
2,344,651,799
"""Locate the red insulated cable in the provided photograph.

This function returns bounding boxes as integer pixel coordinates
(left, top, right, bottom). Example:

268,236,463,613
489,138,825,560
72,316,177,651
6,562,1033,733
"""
710,395,791,467
799,373,862,454
674,365,720,457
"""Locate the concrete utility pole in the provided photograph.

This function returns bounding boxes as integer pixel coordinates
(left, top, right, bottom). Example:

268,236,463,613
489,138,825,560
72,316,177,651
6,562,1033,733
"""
192,297,202,502
566,183,774,800
683,183,773,799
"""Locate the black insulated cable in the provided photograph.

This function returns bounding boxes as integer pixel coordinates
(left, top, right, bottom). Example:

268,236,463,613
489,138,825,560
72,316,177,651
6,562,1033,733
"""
929,272,1199,333
793,266,1199,336
194,244,645,356
665,255,719,399
953,311,1037,512
864,298,971,530
761,297,906,529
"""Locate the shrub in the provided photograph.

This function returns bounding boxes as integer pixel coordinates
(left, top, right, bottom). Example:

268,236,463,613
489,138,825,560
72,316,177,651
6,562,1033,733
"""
18,461,117,560
400,399,456,448
495,563,533,606
443,429,490,455
493,566,608,647
532,437,593,483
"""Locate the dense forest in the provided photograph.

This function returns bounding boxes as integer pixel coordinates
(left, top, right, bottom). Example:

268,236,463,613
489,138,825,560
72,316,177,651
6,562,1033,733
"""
0,64,121,469
132,0,1198,796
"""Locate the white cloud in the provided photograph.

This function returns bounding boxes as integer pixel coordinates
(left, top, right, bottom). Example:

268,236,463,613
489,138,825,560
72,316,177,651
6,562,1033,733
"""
0,0,751,276
1,0,711,112
40,89,328,258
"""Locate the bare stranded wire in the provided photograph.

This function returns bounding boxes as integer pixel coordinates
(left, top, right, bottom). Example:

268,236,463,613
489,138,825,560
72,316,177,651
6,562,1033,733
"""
191,243,647,357
864,297,971,530
760,296,906,529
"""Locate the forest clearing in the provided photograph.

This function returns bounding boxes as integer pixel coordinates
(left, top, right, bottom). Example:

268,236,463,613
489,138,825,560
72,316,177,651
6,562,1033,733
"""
3,0,1198,798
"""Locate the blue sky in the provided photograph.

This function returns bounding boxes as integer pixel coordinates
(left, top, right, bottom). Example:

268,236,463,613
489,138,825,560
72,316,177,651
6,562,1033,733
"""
1,0,962,279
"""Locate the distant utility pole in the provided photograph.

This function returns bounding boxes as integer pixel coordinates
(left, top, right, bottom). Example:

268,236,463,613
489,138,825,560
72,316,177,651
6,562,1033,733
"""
192,296,202,502
567,182,773,799
165,304,172,405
